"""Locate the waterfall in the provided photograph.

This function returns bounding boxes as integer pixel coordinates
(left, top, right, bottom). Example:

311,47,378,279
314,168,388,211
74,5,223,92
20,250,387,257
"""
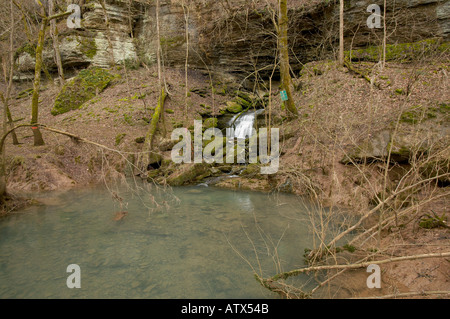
229,109,264,139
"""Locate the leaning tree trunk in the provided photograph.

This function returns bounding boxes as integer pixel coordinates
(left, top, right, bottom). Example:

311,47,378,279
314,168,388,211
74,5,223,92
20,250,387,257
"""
278,0,298,117
137,87,166,173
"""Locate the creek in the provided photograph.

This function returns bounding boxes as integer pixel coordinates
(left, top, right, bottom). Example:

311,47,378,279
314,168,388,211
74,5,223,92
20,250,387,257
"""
0,183,318,298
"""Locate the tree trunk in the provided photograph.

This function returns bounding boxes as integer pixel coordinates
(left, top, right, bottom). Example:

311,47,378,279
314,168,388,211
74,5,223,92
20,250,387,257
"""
138,87,166,173
278,0,297,116
339,0,344,66
381,0,387,69
99,0,115,67
5,106,19,144
30,13,47,146
2,0,19,145
182,0,189,115
49,0,65,87
29,6,72,147
1,0,15,201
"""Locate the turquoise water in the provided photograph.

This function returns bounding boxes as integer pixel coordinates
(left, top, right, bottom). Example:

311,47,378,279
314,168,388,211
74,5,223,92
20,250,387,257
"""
0,183,315,298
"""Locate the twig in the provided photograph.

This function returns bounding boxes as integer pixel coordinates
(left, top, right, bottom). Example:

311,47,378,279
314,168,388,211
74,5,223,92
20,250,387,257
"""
353,291,450,299
263,251,450,282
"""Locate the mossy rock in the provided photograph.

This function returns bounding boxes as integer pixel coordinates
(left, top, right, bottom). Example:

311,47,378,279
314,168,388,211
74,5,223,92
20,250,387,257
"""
147,169,162,180
240,163,262,177
14,43,36,60
346,38,449,63
198,108,213,117
233,96,252,109
226,101,243,114
76,36,97,59
190,87,209,98
166,163,211,186
135,136,145,144
52,67,117,115
203,118,218,129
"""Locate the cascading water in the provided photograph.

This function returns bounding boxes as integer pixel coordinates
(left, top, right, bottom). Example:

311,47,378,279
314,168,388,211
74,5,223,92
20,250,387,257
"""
229,109,265,139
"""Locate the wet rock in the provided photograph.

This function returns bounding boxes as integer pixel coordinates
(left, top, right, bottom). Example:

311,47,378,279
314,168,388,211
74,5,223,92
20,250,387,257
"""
166,163,211,186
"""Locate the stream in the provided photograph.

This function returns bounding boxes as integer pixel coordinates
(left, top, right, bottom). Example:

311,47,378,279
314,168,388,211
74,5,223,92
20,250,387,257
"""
0,182,318,298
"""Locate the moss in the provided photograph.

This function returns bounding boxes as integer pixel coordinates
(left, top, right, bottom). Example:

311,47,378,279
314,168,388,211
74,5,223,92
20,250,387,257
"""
52,67,117,115
14,43,36,60
346,38,449,62
123,113,134,125
166,163,211,186
226,101,243,113
203,117,218,129
234,96,252,109
343,244,356,253
172,121,184,129
400,105,438,124
214,87,227,96
438,103,449,113
135,136,145,144
115,133,126,146
17,88,34,99
160,35,185,49
241,164,261,176
76,36,97,59
419,211,448,229
165,109,175,114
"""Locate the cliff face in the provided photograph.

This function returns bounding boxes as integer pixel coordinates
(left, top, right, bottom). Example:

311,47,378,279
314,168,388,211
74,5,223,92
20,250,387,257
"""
15,0,450,82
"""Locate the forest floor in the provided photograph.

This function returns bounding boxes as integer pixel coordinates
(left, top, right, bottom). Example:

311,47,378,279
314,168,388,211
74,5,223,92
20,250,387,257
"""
1,58,449,298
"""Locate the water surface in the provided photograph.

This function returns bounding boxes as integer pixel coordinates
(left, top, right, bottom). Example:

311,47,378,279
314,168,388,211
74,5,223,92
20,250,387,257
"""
0,183,315,298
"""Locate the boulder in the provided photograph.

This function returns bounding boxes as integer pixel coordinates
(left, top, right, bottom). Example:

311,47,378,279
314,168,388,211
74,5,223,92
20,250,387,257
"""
225,101,242,114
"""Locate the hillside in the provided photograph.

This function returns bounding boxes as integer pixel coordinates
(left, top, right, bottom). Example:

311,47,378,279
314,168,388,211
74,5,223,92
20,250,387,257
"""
0,0,449,299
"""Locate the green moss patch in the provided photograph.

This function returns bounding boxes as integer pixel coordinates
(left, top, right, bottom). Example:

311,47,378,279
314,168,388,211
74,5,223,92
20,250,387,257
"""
52,67,117,115
203,117,218,129
14,43,36,60
226,101,243,113
77,36,97,59
400,105,438,124
347,38,449,63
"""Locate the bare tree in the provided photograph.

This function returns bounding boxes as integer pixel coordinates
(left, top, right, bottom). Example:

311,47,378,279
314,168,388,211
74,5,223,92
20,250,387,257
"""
48,0,65,87
99,0,115,67
338,0,344,66
278,0,298,116
0,0,15,202
181,0,190,115
30,2,72,146
381,0,387,69
1,0,19,147
138,0,167,174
